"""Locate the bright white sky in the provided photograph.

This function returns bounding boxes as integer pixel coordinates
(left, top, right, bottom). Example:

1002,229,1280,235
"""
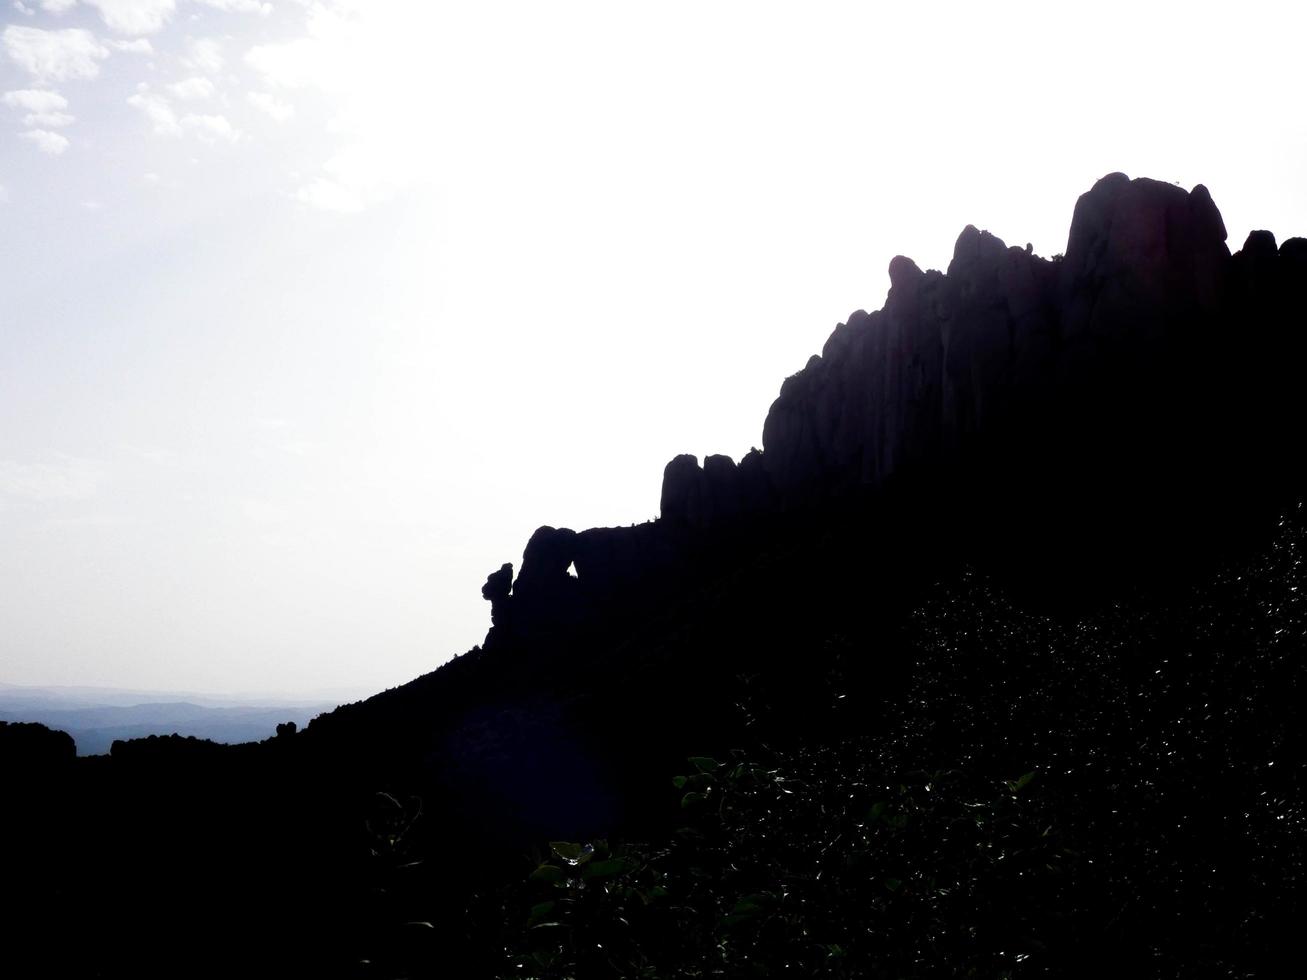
2,1,1305,697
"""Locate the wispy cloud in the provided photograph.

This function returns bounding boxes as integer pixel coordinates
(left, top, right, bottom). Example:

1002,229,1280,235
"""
107,37,152,54
127,86,180,135
20,127,70,153
246,89,292,122
4,2,428,213
23,109,72,126
182,36,222,73
169,76,214,100
128,84,241,143
4,89,74,135
83,0,176,36
296,161,365,213
180,111,239,143
194,0,270,13
3,26,109,82
247,2,431,213
3,88,67,113
246,33,326,89
0,456,105,502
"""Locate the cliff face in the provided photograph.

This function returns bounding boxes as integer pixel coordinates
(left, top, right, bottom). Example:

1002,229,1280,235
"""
485,174,1307,644
760,174,1231,501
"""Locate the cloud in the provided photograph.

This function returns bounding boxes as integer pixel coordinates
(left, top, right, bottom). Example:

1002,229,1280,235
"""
3,88,67,113
180,112,239,142
296,176,362,213
4,89,73,128
170,76,214,100
0,456,104,501
13,2,36,16
83,0,176,35
182,36,223,73
193,0,270,13
246,35,327,89
107,37,153,54
0,182,8,203
130,88,239,143
20,127,70,153
246,89,292,121
40,0,77,12
127,87,180,135
247,2,431,213
24,110,74,126
3,26,109,82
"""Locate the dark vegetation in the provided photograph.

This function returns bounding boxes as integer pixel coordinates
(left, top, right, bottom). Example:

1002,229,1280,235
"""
3,174,1305,977
361,508,1307,978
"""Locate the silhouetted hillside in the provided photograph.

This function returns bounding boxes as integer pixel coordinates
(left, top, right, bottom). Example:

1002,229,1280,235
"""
0,689,338,755
3,174,1305,978
0,719,75,773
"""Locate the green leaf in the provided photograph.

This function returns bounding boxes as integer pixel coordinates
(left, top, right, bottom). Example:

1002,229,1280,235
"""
671,775,688,790
681,791,706,808
884,877,903,892
688,756,718,773
1007,770,1038,794
529,863,565,884
581,858,634,879
720,903,763,929
549,841,594,866
526,900,557,926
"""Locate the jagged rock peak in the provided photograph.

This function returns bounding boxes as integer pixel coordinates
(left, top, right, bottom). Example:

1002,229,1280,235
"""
887,254,924,291
482,172,1307,644
659,453,755,530
515,526,579,594
1061,173,1229,293
754,172,1249,505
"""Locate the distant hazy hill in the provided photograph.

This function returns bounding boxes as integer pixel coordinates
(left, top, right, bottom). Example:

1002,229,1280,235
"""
0,684,348,754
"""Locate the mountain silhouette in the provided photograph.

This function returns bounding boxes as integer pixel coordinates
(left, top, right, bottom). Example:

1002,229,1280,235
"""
3,173,1305,978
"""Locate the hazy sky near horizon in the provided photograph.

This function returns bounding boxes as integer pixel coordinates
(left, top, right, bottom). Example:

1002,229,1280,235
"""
2,1,1305,697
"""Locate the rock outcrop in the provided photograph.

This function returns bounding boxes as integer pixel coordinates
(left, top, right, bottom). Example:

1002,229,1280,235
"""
759,174,1236,505
484,174,1307,644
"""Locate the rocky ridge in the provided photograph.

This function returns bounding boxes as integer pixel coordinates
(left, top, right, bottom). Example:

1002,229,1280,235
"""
484,173,1307,643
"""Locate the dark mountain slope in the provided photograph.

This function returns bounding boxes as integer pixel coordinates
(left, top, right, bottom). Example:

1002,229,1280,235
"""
4,174,1306,978
298,171,1307,845
460,511,1307,978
